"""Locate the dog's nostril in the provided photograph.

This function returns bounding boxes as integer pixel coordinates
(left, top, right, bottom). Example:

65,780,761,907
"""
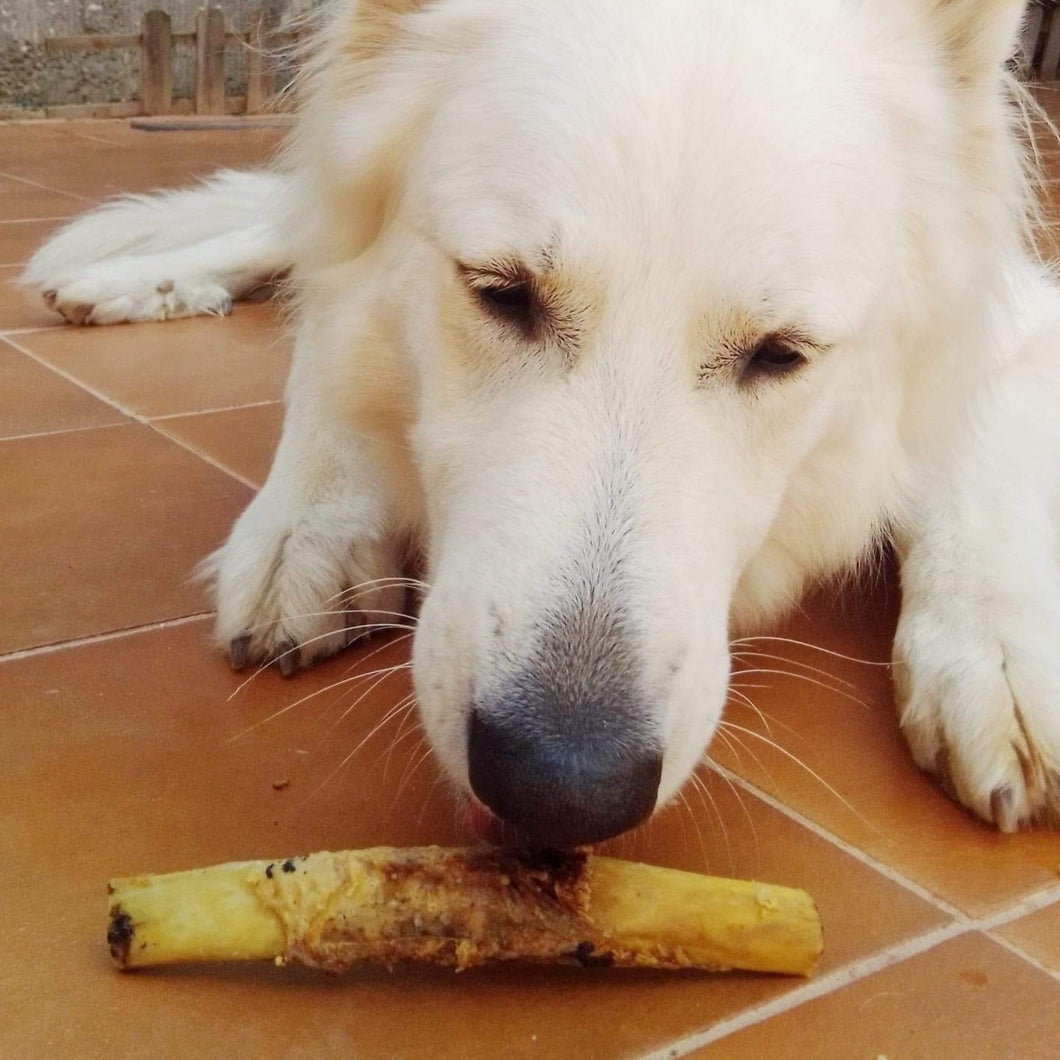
467,708,662,847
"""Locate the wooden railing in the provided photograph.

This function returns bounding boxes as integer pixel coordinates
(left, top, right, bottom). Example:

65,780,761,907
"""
1023,1,1060,80
41,6,298,119
28,2,1060,122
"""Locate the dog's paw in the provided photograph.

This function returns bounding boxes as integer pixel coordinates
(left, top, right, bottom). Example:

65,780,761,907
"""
894,599,1060,831
42,270,233,325
204,490,409,675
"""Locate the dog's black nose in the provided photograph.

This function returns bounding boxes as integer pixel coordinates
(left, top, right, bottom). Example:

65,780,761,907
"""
467,707,663,847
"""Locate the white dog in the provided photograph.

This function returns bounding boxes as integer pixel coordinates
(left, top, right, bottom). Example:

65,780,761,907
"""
25,0,1060,842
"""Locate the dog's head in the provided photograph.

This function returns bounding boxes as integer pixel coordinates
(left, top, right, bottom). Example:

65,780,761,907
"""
306,0,1029,844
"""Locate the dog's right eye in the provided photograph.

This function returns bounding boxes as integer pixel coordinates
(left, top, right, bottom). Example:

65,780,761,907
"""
476,281,534,322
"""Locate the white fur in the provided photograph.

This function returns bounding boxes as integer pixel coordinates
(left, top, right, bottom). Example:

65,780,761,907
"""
23,170,287,323
26,0,1060,831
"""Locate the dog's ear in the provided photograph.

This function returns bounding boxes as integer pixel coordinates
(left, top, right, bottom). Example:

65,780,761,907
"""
929,0,1029,79
350,0,438,61
291,0,478,264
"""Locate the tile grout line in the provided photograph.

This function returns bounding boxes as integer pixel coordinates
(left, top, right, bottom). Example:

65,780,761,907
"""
709,763,969,921
976,883,1060,980
150,420,262,491
974,883,1060,932
1,333,262,491
3,332,146,420
65,128,130,147
0,216,79,225
632,779,1060,1058
637,920,970,1060
0,612,213,665
150,398,282,421
0,168,92,201
0,420,128,445
0,326,71,336
987,932,1060,983
638,890,1057,1060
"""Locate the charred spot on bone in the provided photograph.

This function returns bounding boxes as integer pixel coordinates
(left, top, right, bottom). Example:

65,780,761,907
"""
572,941,615,968
107,906,135,965
515,847,587,881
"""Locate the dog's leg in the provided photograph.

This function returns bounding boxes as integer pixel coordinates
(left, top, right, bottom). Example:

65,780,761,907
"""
23,170,289,325
204,267,421,672
894,324,1060,830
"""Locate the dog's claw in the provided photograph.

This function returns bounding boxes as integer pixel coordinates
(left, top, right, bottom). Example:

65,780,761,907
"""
990,786,1017,833
276,642,300,678
229,633,251,672
42,289,57,308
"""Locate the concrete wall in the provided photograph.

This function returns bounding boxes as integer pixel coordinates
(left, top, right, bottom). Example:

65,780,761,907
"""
0,1,318,111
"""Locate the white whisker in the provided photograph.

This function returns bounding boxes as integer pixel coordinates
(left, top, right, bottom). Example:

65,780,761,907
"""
731,635,891,668
381,703,426,784
415,774,448,833
225,656,413,744
715,721,877,832
731,648,858,690
728,667,870,709
304,696,417,802
226,622,414,701
322,661,414,738
698,758,759,868
725,686,776,739
683,775,716,870
393,741,435,803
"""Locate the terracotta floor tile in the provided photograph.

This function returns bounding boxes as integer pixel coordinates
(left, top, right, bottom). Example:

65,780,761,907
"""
695,933,1060,1060
993,900,1060,974
17,304,292,417
0,339,126,437
0,265,62,329
0,621,945,1060
0,217,66,265
712,568,1060,918
0,122,283,199
0,423,251,653
0,174,83,221
154,402,285,487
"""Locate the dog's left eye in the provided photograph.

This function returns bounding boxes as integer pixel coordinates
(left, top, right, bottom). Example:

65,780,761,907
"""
743,337,807,379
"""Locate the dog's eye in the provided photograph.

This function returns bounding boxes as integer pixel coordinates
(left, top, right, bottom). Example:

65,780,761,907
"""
743,337,806,379
476,281,534,320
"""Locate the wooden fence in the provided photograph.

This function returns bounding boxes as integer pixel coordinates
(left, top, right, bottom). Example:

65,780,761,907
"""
41,6,298,120
30,2,1060,122
1023,2,1060,80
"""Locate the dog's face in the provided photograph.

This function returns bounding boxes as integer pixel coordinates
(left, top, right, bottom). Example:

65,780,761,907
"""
335,0,1025,844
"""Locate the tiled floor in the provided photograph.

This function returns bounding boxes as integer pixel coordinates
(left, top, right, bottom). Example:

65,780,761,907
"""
0,118,1057,1060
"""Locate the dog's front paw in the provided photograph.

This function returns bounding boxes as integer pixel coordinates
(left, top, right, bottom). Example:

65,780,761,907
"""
894,598,1060,831
204,489,409,675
